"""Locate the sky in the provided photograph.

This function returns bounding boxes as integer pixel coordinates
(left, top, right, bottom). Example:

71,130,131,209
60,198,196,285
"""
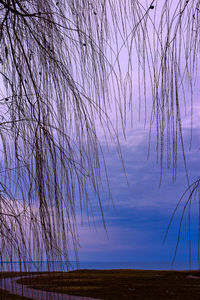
75,124,199,269
0,0,199,271
73,1,200,269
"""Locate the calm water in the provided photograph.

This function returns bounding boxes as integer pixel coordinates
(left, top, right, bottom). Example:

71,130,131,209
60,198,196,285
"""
0,260,199,272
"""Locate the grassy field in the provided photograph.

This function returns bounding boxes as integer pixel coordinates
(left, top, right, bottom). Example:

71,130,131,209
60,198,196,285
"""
12,269,200,300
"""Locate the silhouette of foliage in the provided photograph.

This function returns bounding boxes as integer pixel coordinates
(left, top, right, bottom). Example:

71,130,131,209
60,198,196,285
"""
0,0,199,270
0,0,122,269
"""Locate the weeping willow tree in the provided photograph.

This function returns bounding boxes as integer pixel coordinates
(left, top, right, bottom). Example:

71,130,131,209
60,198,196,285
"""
0,0,199,270
0,0,120,269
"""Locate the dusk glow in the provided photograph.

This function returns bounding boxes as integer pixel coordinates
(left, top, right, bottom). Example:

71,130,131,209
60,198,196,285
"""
0,0,199,273
1,1,200,299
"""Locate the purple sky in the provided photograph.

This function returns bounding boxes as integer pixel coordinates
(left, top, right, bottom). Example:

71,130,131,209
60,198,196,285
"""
75,125,199,268
0,0,199,271
73,1,200,269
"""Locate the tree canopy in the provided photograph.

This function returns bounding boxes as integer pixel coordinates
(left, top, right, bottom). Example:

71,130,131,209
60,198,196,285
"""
0,0,199,270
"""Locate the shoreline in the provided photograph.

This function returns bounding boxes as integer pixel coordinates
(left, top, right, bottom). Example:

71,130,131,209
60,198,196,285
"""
0,260,198,272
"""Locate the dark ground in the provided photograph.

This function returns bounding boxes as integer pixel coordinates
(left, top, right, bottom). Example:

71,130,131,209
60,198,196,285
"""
12,269,200,300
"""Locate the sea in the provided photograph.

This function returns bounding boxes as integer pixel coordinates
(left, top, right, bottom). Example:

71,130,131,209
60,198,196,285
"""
0,260,199,272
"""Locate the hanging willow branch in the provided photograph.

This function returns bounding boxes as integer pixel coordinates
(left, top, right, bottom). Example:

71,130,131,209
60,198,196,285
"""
0,0,122,269
0,0,199,269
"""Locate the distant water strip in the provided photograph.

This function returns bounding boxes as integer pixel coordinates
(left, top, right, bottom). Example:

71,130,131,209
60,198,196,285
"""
0,260,198,272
